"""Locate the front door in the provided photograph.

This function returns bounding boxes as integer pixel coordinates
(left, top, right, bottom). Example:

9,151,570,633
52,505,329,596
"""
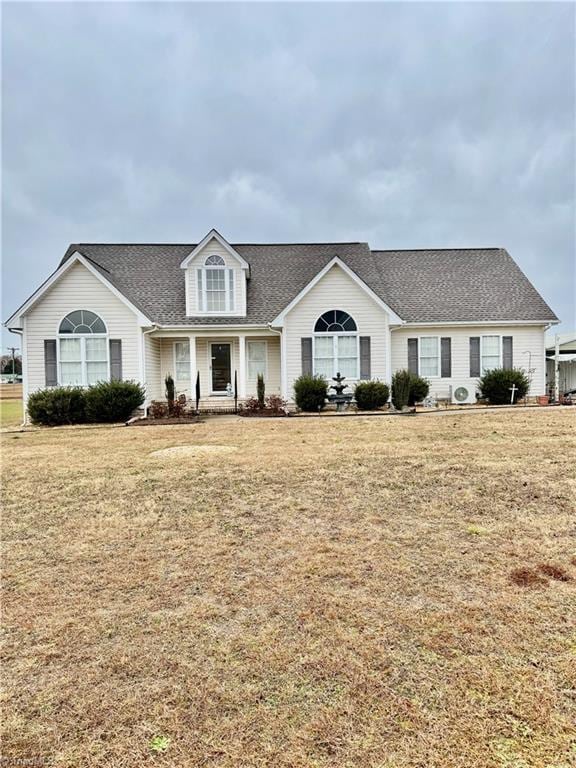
211,343,231,393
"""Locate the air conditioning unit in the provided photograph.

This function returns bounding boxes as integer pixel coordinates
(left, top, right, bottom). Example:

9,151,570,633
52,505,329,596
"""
450,384,476,405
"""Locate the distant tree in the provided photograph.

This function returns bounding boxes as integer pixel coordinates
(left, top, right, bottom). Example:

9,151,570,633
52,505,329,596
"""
2,357,22,375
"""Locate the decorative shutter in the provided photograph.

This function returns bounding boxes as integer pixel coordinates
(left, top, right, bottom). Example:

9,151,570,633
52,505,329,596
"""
44,340,57,386
359,337,371,379
470,337,481,377
440,337,452,378
301,338,313,376
407,338,419,375
502,336,513,369
196,269,204,312
109,340,122,381
228,269,235,312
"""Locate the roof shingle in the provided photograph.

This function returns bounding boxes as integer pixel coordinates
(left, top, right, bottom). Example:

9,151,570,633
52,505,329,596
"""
60,242,557,325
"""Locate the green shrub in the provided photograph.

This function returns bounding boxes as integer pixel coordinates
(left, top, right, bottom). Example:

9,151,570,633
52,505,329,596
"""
293,373,328,412
165,374,175,413
478,368,530,404
257,373,265,408
408,373,430,406
84,380,145,423
354,380,389,410
27,386,86,426
391,370,411,410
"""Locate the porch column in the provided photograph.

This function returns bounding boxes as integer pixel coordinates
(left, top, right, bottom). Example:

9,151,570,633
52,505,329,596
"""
280,329,288,400
189,334,197,398
238,334,247,398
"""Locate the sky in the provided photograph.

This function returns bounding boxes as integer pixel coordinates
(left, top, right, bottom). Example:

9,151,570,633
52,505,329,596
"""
2,1,575,349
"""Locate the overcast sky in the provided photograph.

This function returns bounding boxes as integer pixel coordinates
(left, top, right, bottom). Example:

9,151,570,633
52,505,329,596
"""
2,1,575,346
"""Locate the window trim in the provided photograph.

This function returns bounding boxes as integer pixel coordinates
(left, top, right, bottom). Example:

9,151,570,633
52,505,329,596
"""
173,340,191,387
312,331,360,380
247,340,268,381
56,310,109,386
418,335,440,379
480,334,503,375
198,262,235,314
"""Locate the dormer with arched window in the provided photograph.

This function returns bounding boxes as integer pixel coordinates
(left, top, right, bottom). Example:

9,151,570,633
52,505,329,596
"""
180,229,249,316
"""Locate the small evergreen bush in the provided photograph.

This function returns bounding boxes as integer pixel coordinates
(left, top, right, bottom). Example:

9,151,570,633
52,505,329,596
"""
257,373,265,408
293,374,328,412
165,374,175,413
27,386,86,426
391,370,411,410
354,380,389,410
84,380,145,423
408,374,430,406
478,368,529,404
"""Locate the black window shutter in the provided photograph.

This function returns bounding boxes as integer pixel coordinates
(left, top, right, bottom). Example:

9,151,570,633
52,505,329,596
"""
109,339,122,381
44,340,57,386
301,338,313,376
359,337,371,379
407,338,419,375
440,337,452,378
502,336,513,369
470,337,480,377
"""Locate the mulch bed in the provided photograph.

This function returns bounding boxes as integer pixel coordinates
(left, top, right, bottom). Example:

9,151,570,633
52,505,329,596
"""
127,415,201,426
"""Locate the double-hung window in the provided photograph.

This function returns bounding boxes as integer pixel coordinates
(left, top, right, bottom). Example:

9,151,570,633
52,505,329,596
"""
313,310,359,379
58,310,108,386
247,341,267,379
174,341,191,384
481,335,501,373
197,255,235,313
419,337,439,377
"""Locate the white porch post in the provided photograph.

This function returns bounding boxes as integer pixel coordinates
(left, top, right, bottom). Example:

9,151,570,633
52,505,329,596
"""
189,334,197,400
238,334,247,398
280,329,288,400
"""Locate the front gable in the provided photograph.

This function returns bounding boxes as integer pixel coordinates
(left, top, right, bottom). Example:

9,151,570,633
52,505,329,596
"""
272,257,403,327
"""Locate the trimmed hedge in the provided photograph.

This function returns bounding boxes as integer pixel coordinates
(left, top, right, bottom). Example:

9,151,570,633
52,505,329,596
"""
27,380,145,426
28,386,86,426
293,374,328,412
354,380,389,410
84,380,145,423
478,368,530,404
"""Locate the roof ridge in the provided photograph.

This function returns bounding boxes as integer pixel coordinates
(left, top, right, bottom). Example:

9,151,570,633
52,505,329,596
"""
371,246,505,253
75,241,367,247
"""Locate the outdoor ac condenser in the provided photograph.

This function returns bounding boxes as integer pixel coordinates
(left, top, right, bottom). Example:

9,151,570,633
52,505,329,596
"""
450,384,476,404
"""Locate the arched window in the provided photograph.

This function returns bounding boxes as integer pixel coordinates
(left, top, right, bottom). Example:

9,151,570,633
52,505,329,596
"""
59,310,107,334
205,254,225,266
314,310,357,333
199,254,233,312
313,310,359,380
58,311,108,386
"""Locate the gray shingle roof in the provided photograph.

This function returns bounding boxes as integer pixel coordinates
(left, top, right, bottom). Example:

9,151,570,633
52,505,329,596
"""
60,242,557,325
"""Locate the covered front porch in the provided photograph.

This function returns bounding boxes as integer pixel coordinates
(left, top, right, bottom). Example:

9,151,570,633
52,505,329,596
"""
143,329,282,410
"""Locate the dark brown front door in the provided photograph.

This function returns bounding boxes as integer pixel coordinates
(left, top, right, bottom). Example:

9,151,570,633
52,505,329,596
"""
211,343,231,393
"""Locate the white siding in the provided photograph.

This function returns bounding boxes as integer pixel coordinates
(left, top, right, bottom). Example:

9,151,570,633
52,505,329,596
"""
184,238,246,316
284,263,390,400
391,324,547,397
145,335,162,402
25,261,141,396
246,336,281,397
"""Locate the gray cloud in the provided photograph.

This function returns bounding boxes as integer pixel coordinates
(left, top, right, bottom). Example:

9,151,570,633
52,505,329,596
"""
3,1,574,342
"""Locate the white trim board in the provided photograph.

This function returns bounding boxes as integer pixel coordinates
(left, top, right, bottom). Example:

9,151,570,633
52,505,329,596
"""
4,252,153,328
270,257,404,327
180,229,250,271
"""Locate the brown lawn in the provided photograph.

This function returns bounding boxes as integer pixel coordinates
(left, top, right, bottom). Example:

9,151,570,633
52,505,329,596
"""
2,410,575,767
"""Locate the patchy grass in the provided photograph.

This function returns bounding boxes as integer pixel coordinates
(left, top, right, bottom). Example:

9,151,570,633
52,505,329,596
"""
1,409,575,767
0,398,22,427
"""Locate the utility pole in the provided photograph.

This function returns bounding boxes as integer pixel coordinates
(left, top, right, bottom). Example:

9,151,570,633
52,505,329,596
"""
6,347,19,381
554,334,560,403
